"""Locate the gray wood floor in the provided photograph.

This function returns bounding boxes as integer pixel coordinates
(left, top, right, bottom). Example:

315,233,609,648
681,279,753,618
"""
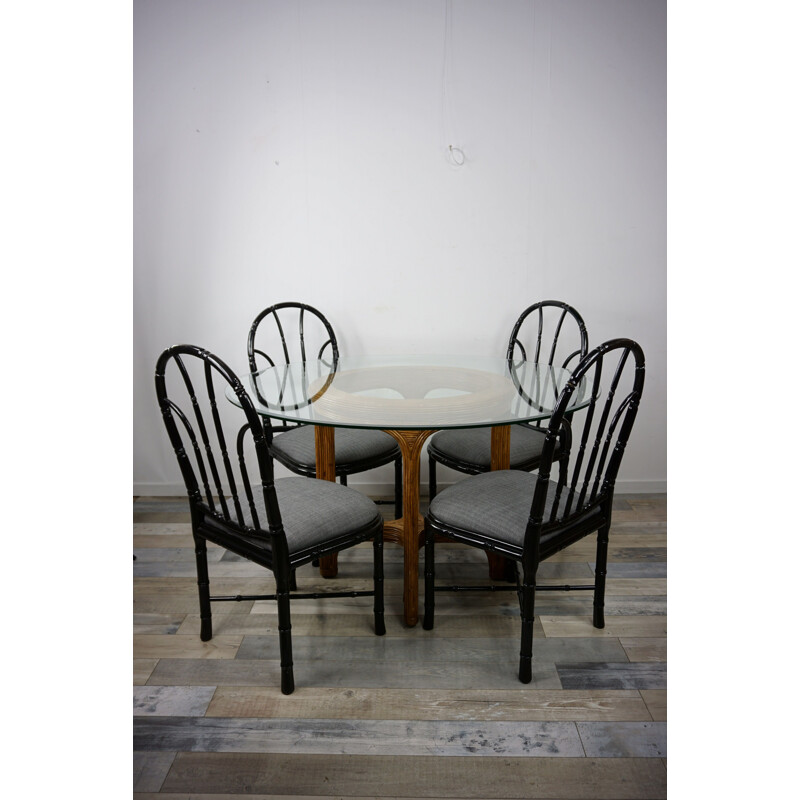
134,493,666,798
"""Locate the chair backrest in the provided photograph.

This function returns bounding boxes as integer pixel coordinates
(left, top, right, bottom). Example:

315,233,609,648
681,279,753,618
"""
506,301,589,370
527,338,645,546
247,302,339,373
155,344,284,539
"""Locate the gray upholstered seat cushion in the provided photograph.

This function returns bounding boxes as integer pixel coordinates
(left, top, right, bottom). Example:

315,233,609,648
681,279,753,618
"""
427,470,570,550
428,424,549,469
253,477,381,555
271,425,398,467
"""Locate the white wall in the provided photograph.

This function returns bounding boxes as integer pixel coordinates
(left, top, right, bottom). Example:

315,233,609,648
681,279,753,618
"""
134,0,666,495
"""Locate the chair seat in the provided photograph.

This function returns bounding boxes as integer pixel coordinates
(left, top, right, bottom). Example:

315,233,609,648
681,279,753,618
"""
427,470,598,552
428,424,551,471
263,477,382,555
270,425,399,471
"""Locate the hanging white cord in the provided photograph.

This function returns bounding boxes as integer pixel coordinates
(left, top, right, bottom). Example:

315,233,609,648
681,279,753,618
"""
441,0,465,166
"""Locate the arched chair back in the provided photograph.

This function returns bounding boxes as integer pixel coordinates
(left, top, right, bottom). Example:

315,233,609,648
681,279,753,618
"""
527,338,646,558
506,300,589,370
246,302,339,437
507,300,590,419
247,302,338,373
155,344,279,536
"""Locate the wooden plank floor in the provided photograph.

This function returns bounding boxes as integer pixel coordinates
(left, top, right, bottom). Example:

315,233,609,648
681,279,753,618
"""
134,493,667,799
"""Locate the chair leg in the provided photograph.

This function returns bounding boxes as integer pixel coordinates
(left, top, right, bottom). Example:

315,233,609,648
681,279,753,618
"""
275,569,295,695
518,571,535,683
593,522,610,629
423,524,435,630
373,530,386,636
193,535,213,641
394,456,403,519
428,456,437,501
289,568,298,591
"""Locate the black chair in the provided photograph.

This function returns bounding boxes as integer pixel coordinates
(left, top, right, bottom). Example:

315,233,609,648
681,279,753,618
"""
248,302,402,518
423,338,645,683
427,300,589,500
155,344,386,695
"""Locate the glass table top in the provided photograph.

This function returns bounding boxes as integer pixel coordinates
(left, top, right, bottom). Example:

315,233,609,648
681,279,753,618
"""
229,355,586,431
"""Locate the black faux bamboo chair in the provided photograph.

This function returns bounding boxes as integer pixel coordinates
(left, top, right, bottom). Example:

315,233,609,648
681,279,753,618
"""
155,344,386,695
248,302,402,518
427,300,589,500
423,338,645,683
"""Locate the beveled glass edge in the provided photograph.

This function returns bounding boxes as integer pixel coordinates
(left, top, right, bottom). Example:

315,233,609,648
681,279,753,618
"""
227,356,588,430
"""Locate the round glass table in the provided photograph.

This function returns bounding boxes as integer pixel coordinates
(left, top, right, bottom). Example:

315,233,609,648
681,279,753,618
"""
229,355,585,626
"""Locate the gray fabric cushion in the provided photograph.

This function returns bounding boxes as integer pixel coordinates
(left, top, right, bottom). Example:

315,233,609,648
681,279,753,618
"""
271,425,398,467
428,470,570,549
428,425,549,469
252,477,381,555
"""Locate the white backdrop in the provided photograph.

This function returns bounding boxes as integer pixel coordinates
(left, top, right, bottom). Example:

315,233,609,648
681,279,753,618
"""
133,0,666,495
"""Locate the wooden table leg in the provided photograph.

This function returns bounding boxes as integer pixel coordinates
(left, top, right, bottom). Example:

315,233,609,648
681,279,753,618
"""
314,426,339,578
487,425,516,581
313,424,508,614
382,429,434,627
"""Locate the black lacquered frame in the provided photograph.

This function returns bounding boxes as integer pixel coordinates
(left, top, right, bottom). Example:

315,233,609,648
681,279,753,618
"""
247,302,402,516
423,338,646,684
155,344,386,694
427,300,589,497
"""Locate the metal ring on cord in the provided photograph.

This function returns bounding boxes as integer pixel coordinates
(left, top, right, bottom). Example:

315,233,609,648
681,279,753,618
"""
448,145,465,166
